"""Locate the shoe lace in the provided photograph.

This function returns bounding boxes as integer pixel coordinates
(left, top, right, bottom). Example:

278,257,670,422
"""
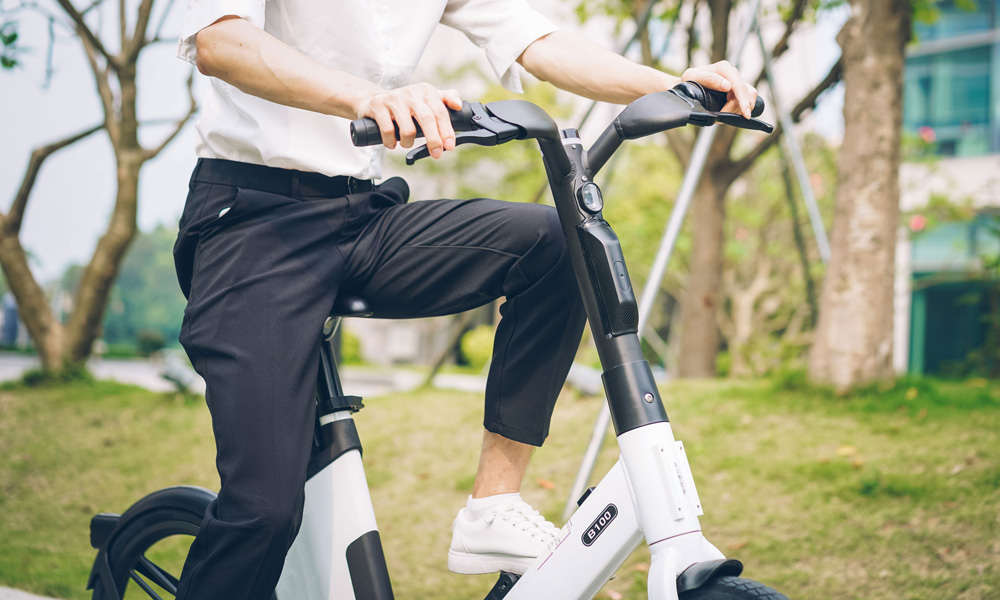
485,501,560,547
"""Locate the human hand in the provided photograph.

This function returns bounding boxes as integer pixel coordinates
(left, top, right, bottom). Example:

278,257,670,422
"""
356,83,463,159
681,61,758,119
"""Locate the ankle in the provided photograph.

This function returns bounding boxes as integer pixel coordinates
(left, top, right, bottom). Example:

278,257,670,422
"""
465,492,521,520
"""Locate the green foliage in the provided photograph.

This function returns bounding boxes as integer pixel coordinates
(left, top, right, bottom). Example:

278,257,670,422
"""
911,0,983,40
960,217,1000,377
770,371,998,415
904,192,978,231
136,329,167,357
56,225,186,354
94,224,187,350
720,135,838,376
102,343,140,359
0,21,21,70
14,364,94,388
340,328,363,365
410,78,571,202
459,324,494,371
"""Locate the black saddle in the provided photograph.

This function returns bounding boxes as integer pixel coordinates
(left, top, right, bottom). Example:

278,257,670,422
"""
329,294,372,319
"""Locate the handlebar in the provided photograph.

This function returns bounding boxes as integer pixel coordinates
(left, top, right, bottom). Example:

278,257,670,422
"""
350,102,476,147
349,83,772,177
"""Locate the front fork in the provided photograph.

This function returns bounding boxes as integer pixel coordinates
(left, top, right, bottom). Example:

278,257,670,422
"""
619,423,727,600
515,133,734,599
503,422,727,600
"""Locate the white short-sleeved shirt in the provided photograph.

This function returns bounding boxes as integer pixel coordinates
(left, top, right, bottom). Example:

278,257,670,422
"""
178,0,557,178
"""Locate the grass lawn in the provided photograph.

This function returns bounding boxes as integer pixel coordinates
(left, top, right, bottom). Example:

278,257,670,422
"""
0,375,997,599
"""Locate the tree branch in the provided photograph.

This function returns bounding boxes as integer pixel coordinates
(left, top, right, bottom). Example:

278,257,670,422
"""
80,30,120,140
148,0,176,43
54,0,118,69
80,0,105,16
767,0,808,64
751,0,808,88
126,0,154,60
2,124,104,236
118,0,125,50
685,0,700,66
729,56,843,177
665,129,694,168
706,0,731,63
751,0,810,89
143,71,197,160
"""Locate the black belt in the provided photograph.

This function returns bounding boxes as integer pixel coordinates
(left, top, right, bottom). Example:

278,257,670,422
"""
191,158,375,198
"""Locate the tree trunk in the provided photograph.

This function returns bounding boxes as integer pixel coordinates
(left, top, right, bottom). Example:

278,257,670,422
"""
66,69,142,366
809,0,911,390
0,234,65,370
64,156,140,363
678,175,726,377
675,0,732,378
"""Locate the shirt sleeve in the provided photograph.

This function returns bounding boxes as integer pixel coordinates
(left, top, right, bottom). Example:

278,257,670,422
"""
441,0,558,93
176,0,266,65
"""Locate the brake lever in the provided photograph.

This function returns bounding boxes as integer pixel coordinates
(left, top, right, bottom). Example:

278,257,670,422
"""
687,107,774,133
715,113,774,133
405,130,501,165
670,83,774,134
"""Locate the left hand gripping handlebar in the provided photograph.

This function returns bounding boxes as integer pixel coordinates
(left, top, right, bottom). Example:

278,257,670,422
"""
349,102,477,147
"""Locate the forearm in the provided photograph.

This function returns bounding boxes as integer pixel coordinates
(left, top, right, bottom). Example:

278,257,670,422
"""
195,16,381,120
518,30,679,104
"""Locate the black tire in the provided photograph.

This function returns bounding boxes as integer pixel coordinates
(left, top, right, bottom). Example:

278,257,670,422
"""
679,576,791,600
91,506,201,599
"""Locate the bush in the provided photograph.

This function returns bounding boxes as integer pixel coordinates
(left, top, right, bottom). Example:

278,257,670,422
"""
136,330,166,357
103,344,139,359
19,364,94,387
340,328,363,365
460,324,494,371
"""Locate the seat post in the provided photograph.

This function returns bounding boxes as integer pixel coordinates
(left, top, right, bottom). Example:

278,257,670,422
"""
318,316,364,414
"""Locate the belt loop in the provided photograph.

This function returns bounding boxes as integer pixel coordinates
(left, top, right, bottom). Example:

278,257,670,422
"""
348,177,358,194
290,172,300,197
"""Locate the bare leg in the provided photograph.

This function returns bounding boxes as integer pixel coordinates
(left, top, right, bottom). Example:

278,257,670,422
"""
471,429,535,498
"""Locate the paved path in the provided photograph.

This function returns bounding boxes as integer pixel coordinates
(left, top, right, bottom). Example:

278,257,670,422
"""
0,352,487,399
0,588,59,600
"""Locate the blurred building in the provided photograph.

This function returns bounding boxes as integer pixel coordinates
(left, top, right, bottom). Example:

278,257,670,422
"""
895,0,1000,375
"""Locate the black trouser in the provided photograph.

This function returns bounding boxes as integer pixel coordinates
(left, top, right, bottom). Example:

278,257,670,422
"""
172,158,586,600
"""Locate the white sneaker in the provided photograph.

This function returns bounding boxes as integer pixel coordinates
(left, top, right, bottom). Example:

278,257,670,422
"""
448,497,561,575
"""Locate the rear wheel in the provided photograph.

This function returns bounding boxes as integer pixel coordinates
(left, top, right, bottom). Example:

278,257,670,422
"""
679,576,790,599
91,506,200,599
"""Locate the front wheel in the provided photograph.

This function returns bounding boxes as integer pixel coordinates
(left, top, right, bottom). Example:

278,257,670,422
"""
679,577,790,600
91,506,201,599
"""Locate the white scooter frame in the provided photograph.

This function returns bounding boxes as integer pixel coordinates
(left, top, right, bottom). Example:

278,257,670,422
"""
278,84,772,600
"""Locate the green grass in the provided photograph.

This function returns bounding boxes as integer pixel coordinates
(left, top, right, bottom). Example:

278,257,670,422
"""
0,376,998,599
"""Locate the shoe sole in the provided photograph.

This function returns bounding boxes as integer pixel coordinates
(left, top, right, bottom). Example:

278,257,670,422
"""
447,550,536,576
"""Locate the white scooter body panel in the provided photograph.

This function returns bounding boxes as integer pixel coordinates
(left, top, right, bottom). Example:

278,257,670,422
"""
275,444,378,600
504,460,642,599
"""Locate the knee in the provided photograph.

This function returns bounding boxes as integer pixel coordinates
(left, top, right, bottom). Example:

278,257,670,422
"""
239,490,306,547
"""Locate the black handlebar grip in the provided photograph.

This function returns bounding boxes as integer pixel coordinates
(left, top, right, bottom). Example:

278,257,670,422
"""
350,102,475,147
700,85,765,118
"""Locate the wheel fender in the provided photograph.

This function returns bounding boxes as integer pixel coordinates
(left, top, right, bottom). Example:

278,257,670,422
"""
87,486,216,595
676,559,744,593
